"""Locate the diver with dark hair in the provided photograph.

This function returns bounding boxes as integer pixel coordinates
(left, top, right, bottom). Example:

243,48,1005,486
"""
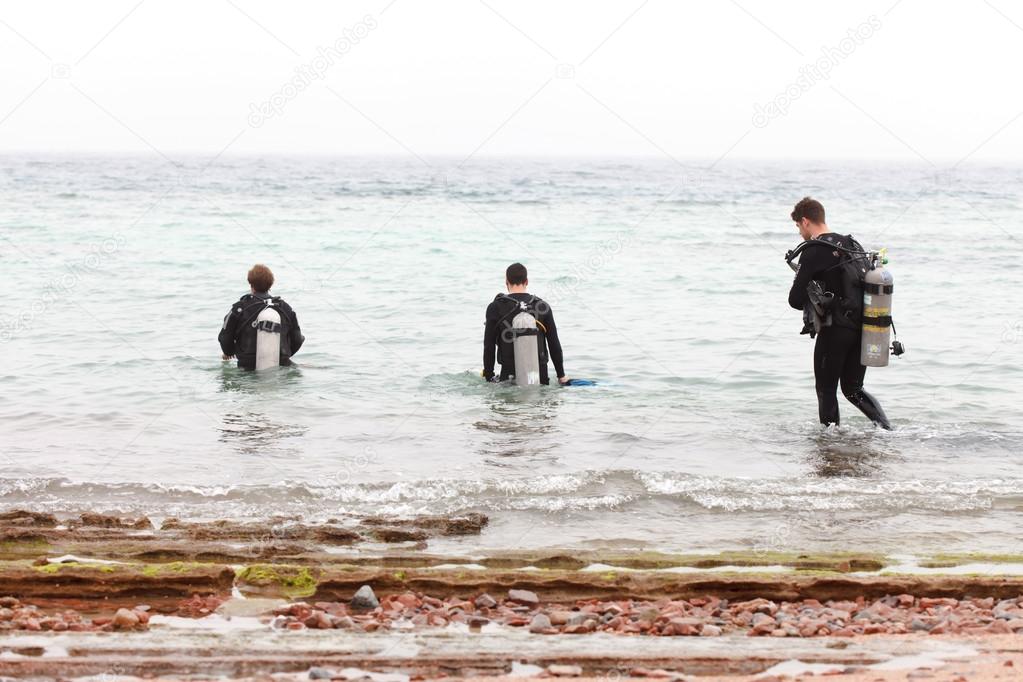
483,263,570,385
219,264,304,370
787,198,891,429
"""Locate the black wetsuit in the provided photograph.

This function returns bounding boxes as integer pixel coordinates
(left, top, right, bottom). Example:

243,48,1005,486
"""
483,293,565,385
788,234,891,429
218,292,304,370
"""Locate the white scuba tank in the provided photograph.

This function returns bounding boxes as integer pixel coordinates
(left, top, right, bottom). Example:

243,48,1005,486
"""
254,306,282,371
861,265,894,367
511,311,541,386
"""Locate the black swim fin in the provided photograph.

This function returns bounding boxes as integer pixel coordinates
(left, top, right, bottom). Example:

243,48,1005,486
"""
844,389,892,430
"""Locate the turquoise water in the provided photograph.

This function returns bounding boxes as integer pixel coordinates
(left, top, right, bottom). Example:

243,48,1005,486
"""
2,155,1022,555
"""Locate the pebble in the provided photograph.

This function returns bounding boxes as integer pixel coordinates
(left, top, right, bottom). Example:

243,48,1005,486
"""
529,613,552,633
548,610,573,625
547,664,582,677
566,612,595,627
474,593,497,609
350,585,379,611
508,589,539,606
111,608,140,631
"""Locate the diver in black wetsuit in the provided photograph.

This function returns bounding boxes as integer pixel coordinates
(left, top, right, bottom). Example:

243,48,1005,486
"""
483,263,570,385
787,198,891,429
218,264,304,370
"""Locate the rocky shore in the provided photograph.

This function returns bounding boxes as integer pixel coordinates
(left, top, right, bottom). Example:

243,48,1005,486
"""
2,509,1023,680
3,587,1023,639
265,589,1023,638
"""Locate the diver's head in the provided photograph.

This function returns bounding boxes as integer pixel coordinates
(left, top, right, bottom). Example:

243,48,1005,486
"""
505,262,528,293
791,196,828,240
247,263,274,294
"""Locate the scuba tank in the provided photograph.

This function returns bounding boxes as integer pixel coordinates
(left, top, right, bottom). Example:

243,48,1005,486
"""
254,305,282,370
861,258,895,367
511,311,542,386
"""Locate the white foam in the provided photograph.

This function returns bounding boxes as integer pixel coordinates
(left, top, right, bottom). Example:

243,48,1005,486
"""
580,562,793,574
757,660,844,677
423,563,487,570
869,644,977,671
858,555,1023,576
149,614,265,631
509,661,545,677
330,668,409,682
46,554,122,565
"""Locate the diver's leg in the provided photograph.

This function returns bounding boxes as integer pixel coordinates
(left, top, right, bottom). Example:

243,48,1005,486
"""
841,334,892,429
813,331,842,426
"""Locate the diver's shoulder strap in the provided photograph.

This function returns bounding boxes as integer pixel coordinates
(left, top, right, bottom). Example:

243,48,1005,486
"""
494,295,542,332
238,295,284,327
496,294,538,311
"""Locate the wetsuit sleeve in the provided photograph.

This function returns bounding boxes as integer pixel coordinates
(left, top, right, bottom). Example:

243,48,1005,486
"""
541,305,565,379
289,308,304,355
483,302,499,380
218,306,239,356
788,246,828,310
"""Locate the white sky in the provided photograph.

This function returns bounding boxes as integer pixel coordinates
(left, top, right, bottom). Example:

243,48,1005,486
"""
1,0,1021,162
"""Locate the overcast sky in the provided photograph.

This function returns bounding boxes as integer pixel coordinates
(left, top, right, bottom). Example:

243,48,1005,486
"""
1,0,1021,163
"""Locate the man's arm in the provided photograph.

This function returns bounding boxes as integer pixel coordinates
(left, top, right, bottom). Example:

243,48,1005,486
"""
788,245,827,310
541,305,566,380
483,302,498,380
288,307,305,355
218,306,239,357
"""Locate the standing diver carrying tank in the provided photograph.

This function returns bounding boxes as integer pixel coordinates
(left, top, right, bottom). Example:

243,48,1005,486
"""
482,263,569,386
219,264,305,371
784,197,903,429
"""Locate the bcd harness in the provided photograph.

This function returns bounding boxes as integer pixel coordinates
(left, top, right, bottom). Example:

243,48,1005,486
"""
785,234,872,334
239,296,284,334
785,236,902,358
494,294,548,364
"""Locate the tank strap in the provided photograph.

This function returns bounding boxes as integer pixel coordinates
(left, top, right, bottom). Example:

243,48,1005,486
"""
254,319,282,333
864,283,894,295
863,314,893,328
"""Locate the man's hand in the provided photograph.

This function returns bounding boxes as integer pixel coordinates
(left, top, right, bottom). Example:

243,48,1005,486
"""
558,376,571,385
222,354,235,361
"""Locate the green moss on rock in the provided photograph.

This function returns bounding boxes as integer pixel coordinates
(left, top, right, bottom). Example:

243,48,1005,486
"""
237,564,318,598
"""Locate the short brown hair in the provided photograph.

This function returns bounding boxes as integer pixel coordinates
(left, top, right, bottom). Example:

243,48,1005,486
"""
791,197,825,224
506,263,527,285
247,264,274,292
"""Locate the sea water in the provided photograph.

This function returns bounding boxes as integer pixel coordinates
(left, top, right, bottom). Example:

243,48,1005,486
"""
2,155,1021,556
